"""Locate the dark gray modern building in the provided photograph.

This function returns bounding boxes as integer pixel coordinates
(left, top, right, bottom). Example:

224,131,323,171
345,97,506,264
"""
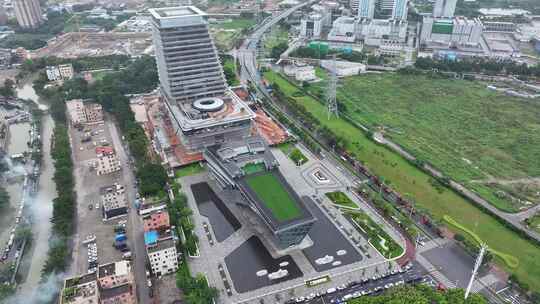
204,137,316,249
149,6,254,151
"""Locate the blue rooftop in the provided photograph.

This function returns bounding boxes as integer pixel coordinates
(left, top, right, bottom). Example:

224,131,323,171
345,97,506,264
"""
144,230,158,246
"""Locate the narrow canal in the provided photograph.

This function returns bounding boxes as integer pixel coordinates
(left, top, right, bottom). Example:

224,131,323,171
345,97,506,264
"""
10,81,57,303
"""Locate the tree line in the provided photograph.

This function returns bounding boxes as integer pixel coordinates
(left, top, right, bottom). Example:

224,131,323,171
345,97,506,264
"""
414,57,540,78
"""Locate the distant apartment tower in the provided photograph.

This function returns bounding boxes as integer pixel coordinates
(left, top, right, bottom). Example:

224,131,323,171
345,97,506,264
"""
149,6,254,151
433,0,457,18
357,0,375,19
13,0,43,29
391,0,408,21
351,0,407,20
300,13,323,38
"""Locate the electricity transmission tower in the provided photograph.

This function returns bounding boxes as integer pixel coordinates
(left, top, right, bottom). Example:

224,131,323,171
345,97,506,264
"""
465,244,487,299
326,54,338,119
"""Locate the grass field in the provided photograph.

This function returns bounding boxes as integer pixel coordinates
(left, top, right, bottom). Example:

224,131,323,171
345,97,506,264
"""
308,73,540,213
175,163,205,178
216,18,256,30
245,172,302,222
263,70,540,290
326,191,358,209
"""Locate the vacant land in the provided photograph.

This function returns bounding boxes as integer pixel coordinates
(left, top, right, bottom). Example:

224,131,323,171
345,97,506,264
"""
326,191,358,209
210,17,254,51
309,73,540,213
263,70,540,290
245,172,302,221
348,210,403,259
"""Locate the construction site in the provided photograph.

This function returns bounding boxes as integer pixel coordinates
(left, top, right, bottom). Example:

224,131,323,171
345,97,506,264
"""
29,32,153,58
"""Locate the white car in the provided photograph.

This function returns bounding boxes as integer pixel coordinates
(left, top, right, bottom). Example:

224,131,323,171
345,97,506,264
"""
326,288,337,294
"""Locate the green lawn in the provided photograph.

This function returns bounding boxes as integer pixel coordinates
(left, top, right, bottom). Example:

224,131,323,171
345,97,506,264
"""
245,172,302,222
216,18,256,30
263,70,540,290
326,191,358,209
347,210,403,259
307,73,540,213
175,163,206,178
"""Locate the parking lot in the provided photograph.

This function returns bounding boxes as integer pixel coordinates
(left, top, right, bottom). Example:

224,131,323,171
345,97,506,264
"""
69,119,134,276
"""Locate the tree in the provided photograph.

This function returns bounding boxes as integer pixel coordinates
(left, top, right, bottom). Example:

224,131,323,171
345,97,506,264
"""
270,42,288,59
0,187,9,210
0,79,15,97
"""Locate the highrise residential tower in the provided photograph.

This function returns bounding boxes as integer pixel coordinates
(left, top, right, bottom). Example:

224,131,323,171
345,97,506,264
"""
391,0,408,21
13,0,43,29
149,6,254,151
433,0,457,18
357,0,375,19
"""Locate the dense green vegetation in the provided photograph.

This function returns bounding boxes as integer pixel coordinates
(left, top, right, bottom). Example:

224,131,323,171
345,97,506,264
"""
326,191,358,209
19,55,131,80
415,57,540,78
525,213,540,234
245,172,302,221
307,72,540,213
348,284,487,304
0,33,50,50
222,56,239,86
263,70,540,291
289,148,308,166
348,210,403,259
42,123,75,275
169,186,217,304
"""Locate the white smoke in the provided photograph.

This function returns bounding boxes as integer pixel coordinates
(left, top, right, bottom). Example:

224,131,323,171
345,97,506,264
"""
2,156,27,179
4,272,64,304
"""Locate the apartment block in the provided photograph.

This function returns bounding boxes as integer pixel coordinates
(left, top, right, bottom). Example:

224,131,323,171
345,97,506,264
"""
144,229,178,276
95,146,121,176
143,210,171,232
66,99,104,126
60,272,100,304
98,261,137,304
101,184,127,220
58,64,75,80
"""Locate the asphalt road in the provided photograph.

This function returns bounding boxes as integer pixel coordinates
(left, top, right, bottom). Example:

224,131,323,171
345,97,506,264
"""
301,266,426,304
107,118,152,303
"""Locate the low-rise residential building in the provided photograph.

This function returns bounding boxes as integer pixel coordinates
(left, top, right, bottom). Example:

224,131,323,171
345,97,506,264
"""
46,64,74,81
143,210,170,232
95,146,121,176
58,63,74,79
46,65,61,81
85,103,104,124
66,99,86,125
66,99,104,126
98,261,137,304
144,229,178,276
60,272,100,304
101,183,127,220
